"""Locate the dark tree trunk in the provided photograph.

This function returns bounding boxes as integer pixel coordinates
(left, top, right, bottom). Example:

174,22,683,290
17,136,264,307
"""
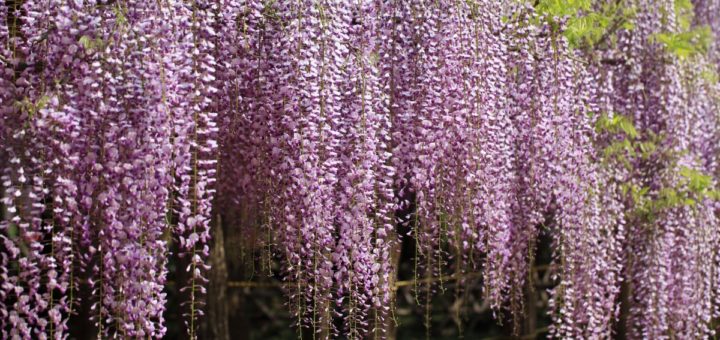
523,273,537,337
202,215,230,340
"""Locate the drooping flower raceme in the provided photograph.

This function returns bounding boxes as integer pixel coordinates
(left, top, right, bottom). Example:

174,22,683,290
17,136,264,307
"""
0,1,216,338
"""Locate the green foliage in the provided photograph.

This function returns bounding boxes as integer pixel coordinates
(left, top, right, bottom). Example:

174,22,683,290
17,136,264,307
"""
79,35,105,52
709,189,720,201
679,166,713,194
654,27,714,59
535,0,635,49
113,3,127,27
651,0,715,59
531,0,713,56
700,67,720,84
528,0,713,57
535,0,591,17
597,113,644,169
642,166,718,214
596,113,639,139
625,185,689,218
656,187,683,208
674,0,695,31
598,112,719,223
626,180,714,222
14,95,50,120
637,141,657,160
603,139,633,158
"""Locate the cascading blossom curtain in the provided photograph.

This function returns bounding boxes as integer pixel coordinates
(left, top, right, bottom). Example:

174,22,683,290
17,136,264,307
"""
0,0,719,339
603,0,720,337
0,0,217,338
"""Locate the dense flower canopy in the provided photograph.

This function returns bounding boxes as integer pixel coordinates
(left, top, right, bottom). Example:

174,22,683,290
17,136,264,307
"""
1,0,719,339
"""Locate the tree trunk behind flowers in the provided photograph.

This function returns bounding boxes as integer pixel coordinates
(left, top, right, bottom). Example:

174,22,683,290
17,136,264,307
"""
202,215,230,340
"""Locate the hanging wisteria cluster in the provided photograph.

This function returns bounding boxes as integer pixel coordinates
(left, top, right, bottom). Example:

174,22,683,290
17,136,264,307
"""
0,0,217,338
1,0,719,339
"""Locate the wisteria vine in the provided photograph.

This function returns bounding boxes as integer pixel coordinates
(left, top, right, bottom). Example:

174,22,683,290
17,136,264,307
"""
1,0,719,339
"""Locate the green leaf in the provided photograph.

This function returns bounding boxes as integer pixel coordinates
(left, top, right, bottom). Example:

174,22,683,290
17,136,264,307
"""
113,4,127,27
596,113,638,139
621,183,630,196
79,35,93,50
653,26,714,59
701,68,719,84
638,141,657,159
535,0,623,48
679,166,712,193
14,95,50,119
617,117,638,139
674,0,694,31
708,190,720,200
659,188,680,207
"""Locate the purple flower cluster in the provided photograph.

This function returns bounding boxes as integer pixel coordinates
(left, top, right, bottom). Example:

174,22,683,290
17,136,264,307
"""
0,0,216,338
215,1,396,336
377,0,518,316
378,3,623,336
601,1,720,338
